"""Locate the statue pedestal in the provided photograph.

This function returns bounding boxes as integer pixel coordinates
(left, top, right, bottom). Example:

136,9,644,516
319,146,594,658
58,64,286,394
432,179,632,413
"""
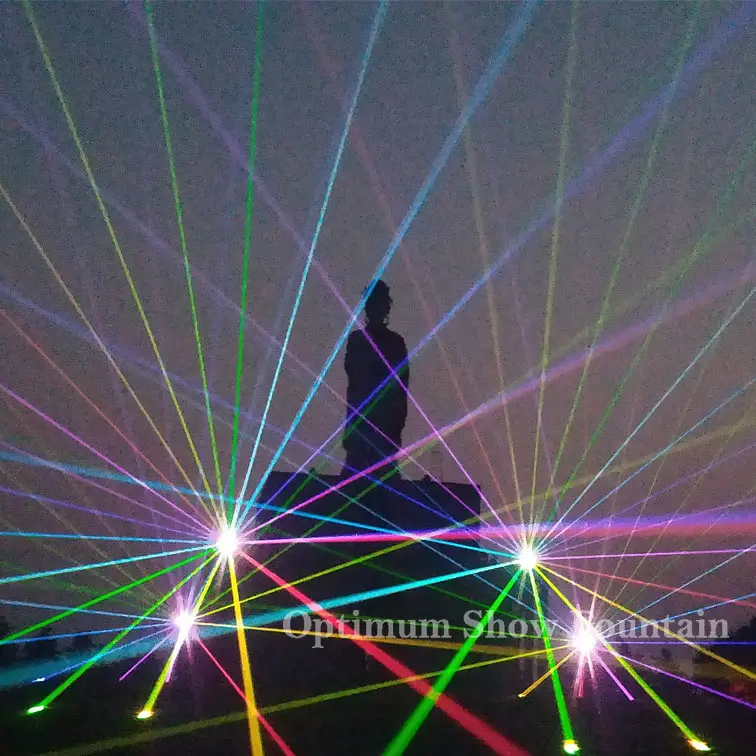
252,471,485,616
234,471,520,711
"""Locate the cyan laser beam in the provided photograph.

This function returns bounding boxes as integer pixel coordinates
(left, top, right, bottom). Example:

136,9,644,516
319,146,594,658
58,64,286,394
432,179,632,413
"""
0,546,208,586
542,284,756,544
239,2,538,523
544,373,756,546
0,627,169,691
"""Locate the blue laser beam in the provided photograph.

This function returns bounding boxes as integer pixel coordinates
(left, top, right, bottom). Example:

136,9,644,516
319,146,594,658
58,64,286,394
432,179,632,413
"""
0,531,204,545
0,599,167,623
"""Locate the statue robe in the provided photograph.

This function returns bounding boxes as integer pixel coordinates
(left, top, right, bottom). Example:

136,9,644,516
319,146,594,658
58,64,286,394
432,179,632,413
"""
343,325,409,470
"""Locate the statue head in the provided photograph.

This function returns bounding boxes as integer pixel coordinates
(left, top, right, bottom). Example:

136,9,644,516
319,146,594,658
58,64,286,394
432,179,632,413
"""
363,279,392,328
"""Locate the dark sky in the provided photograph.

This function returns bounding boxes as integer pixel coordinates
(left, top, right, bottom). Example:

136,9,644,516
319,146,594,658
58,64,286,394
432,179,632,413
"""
1,1,755,635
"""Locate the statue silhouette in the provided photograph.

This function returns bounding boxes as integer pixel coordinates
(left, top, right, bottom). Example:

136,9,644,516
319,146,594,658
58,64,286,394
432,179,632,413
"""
343,280,409,474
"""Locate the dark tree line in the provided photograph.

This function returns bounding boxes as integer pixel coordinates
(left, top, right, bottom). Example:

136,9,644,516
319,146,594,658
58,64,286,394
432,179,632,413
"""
695,615,756,666
0,616,96,666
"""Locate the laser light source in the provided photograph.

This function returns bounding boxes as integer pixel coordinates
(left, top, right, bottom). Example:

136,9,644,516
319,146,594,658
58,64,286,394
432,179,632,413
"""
563,739,580,754
136,708,154,720
172,610,195,642
571,623,599,657
27,704,45,715
688,739,711,752
215,526,239,559
516,544,539,572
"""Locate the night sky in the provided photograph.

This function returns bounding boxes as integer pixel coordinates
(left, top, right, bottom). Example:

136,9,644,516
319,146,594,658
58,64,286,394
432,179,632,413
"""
1,0,755,637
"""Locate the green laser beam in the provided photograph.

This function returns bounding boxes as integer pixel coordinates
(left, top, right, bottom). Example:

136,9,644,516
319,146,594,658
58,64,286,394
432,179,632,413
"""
541,0,701,529
20,2,214,504
229,2,264,507
529,569,574,743
539,145,756,542
383,569,521,755
37,649,560,756
2,551,210,644
530,0,581,536
35,554,216,709
146,0,223,504
142,559,222,715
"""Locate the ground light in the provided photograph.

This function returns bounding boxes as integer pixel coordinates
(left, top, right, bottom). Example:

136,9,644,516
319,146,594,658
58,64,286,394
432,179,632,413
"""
215,526,239,559
26,705,45,715
516,545,539,572
688,739,711,752
563,739,580,754
136,709,154,720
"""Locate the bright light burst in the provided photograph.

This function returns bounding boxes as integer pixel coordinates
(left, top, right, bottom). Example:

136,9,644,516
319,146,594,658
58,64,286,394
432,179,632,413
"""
136,709,154,721
562,740,580,755
516,544,539,572
172,610,195,641
570,616,600,657
215,527,240,560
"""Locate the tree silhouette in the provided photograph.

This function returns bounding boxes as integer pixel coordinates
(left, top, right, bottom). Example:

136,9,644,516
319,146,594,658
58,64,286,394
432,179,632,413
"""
70,633,95,654
25,628,58,661
695,615,756,667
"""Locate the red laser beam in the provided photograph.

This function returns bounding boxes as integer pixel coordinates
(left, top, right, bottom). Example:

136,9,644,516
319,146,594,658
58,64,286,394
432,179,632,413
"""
241,552,531,756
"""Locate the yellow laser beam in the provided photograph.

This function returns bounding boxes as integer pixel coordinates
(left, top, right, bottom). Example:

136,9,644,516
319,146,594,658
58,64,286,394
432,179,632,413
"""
540,563,756,683
518,650,574,698
22,2,215,506
229,558,264,756
0,180,216,524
